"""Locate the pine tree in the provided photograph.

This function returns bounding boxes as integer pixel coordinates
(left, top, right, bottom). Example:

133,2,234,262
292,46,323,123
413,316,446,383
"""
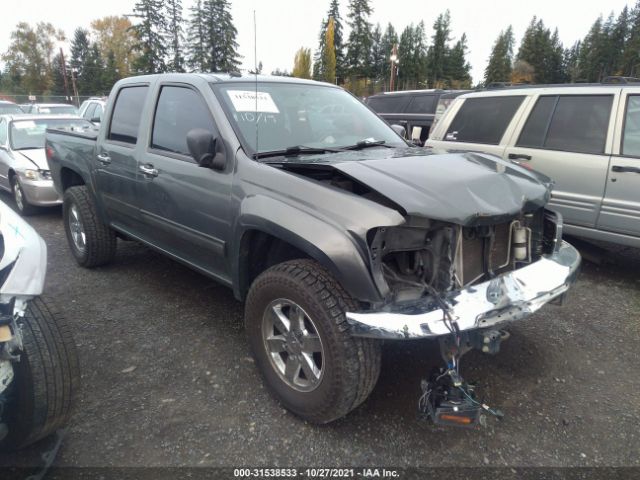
131,0,168,74
70,28,92,94
446,33,472,88
200,0,241,72
165,0,185,72
484,26,514,84
623,1,640,75
370,23,385,82
426,11,451,87
323,17,337,83
313,0,346,82
578,16,606,82
398,24,416,89
186,0,207,71
345,0,373,78
610,7,630,75
564,41,581,82
102,50,121,93
517,17,566,84
51,52,68,97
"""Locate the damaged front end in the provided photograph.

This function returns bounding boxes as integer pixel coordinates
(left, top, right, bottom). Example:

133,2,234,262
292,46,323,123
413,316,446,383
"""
0,201,47,438
348,206,579,427
348,209,579,339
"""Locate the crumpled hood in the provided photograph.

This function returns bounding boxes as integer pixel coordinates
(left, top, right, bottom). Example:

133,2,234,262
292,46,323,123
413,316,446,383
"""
17,149,49,170
309,149,552,226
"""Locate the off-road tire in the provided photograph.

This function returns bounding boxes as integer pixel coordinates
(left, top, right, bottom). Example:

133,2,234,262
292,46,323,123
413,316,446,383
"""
11,176,37,216
0,296,80,451
245,259,381,423
63,185,116,267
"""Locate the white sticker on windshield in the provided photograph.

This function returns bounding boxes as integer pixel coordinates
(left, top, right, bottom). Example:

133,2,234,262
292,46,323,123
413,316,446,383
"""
227,90,279,113
13,121,36,129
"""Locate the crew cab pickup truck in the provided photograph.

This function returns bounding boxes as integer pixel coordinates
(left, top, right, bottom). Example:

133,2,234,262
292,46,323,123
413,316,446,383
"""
46,73,580,425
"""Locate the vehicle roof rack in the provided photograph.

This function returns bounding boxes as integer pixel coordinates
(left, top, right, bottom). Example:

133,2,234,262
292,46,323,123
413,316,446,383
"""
602,76,640,84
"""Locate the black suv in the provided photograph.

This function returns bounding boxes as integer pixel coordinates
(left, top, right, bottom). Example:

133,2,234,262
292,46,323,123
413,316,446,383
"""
366,90,468,144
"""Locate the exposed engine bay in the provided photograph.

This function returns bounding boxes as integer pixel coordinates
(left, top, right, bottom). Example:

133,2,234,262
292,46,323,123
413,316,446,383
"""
370,211,550,303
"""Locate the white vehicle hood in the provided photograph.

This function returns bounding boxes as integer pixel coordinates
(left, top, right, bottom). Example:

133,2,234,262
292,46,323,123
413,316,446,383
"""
17,149,49,171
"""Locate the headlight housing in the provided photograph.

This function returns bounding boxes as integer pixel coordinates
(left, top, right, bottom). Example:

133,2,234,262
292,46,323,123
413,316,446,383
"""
22,169,50,180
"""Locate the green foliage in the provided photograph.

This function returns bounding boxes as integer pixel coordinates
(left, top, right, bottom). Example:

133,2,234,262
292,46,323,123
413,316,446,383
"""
292,47,312,79
516,17,565,84
323,17,338,84
1,22,63,95
165,0,185,72
426,11,451,87
345,0,373,78
398,22,428,89
131,0,168,74
484,26,514,84
313,0,345,82
199,0,241,72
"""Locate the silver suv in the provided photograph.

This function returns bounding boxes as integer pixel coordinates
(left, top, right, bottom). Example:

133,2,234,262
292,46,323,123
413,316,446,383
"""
427,84,640,248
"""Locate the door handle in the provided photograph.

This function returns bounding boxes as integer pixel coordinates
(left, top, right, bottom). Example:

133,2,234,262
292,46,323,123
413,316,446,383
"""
139,164,158,177
612,165,640,174
96,153,111,165
508,153,532,161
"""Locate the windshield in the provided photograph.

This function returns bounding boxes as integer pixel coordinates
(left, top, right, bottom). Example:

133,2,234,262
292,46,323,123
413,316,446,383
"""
39,105,78,115
212,82,405,157
10,118,93,150
0,104,24,115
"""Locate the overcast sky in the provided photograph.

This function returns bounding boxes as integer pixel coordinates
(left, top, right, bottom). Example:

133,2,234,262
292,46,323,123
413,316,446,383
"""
0,0,633,84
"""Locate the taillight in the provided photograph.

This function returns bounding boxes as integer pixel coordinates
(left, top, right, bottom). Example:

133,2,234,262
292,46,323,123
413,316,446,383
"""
45,145,54,160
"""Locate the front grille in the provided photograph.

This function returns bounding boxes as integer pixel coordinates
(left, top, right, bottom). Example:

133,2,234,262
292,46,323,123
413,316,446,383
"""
458,223,513,286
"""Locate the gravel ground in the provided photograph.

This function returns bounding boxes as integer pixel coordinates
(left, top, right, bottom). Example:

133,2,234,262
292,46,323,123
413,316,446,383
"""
2,202,639,471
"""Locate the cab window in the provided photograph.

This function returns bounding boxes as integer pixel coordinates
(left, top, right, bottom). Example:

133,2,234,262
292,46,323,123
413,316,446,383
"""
108,86,149,144
151,86,217,157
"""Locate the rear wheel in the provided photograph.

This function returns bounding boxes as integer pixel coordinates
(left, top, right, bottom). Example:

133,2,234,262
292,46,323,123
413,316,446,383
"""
11,176,37,216
0,296,80,451
245,259,381,423
63,186,116,267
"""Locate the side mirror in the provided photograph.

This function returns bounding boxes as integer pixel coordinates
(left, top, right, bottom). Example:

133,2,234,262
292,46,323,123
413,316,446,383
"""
186,128,226,170
391,124,407,138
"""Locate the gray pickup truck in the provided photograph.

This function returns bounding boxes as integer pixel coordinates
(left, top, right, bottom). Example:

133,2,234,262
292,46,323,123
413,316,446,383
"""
45,73,580,425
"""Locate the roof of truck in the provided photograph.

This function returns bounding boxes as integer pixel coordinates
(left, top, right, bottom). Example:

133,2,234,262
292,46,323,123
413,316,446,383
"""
117,72,336,87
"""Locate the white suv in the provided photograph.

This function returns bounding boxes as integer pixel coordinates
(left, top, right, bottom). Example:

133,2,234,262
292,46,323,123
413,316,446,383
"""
427,84,640,248
78,97,107,126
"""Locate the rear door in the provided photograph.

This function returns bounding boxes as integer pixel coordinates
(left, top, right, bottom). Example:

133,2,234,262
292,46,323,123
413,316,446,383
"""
503,93,616,227
95,84,149,231
137,83,232,281
428,95,529,157
598,89,640,236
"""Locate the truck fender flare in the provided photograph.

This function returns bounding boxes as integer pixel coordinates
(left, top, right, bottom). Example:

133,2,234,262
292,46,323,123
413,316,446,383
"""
232,195,382,304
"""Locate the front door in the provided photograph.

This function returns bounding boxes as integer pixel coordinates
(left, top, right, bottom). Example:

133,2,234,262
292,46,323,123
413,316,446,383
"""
598,91,640,236
503,94,616,228
136,84,232,283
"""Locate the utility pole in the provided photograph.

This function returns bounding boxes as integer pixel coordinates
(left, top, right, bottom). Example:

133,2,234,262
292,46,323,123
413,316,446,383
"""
389,44,399,92
59,48,71,102
70,68,80,108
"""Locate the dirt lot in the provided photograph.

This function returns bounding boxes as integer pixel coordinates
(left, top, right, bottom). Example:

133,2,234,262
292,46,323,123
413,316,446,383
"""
2,203,639,472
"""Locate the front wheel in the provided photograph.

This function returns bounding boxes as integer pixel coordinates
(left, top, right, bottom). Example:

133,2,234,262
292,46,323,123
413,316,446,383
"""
0,296,80,451
245,259,381,423
63,186,116,267
11,176,37,216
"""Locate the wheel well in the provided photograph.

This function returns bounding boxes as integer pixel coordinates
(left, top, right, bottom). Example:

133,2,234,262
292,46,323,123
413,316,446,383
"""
238,231,311,300
8,169,15,184
60,168,85,191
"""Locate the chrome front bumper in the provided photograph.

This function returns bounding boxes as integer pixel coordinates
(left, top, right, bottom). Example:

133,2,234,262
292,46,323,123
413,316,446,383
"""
346,241,581,339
